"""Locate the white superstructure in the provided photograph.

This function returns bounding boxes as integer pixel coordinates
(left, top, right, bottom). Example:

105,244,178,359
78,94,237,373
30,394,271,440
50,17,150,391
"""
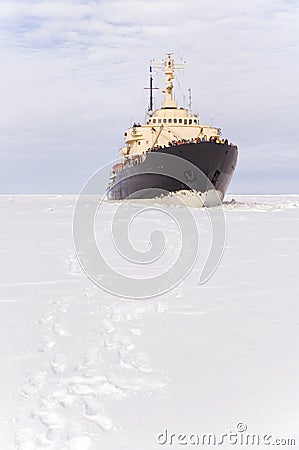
118,54,221,158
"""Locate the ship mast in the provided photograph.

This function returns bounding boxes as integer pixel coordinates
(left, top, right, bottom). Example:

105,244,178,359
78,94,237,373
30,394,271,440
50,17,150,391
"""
188,88,192,114
151,53,185,109
144,66,158,115
162,53,177,108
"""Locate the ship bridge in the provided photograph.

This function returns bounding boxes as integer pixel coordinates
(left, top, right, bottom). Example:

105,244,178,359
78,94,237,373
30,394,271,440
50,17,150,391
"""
119,54,221,158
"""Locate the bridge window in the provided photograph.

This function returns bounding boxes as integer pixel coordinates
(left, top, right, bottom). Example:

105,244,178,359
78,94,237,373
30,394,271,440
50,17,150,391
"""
184,119,187,124
158,119,161,123
169,118,172,123
174,118,177,123
179,119,182,123
194,119,197,124
189,119,192,124
153,119,156,123
163,119,167,123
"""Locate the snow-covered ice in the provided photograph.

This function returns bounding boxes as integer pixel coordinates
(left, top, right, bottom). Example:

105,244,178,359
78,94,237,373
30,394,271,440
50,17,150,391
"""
0,195,299,449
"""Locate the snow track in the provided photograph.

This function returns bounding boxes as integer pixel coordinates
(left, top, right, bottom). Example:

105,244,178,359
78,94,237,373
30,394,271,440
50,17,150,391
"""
14,270,167,449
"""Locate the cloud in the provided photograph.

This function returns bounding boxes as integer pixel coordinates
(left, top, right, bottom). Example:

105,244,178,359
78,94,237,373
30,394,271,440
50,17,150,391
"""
0,0,298,192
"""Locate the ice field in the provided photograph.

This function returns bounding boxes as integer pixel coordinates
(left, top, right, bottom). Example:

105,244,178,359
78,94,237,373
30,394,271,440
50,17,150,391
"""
0,194,299,449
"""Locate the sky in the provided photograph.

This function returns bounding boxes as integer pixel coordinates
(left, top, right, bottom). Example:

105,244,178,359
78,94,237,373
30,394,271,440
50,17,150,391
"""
0,0,298,194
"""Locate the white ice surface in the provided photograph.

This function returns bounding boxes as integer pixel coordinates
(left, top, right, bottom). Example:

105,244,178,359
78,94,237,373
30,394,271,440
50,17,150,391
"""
0,195,299,449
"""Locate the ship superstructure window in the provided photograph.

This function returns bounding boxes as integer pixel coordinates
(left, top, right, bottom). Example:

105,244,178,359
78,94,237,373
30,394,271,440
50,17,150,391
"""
153,119,156,123
179,119,182,123
163,119,167,123
174,119,177,123
189,119,192,124
158,119,161,123
194,119,197,124
184,119,187,124
169,119,172,123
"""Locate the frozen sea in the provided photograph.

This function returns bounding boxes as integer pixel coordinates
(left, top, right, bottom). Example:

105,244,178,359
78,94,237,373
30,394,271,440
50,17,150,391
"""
0,194,299,449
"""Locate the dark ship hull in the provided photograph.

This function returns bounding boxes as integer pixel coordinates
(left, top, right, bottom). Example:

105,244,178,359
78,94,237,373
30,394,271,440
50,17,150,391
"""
107,141,238,201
